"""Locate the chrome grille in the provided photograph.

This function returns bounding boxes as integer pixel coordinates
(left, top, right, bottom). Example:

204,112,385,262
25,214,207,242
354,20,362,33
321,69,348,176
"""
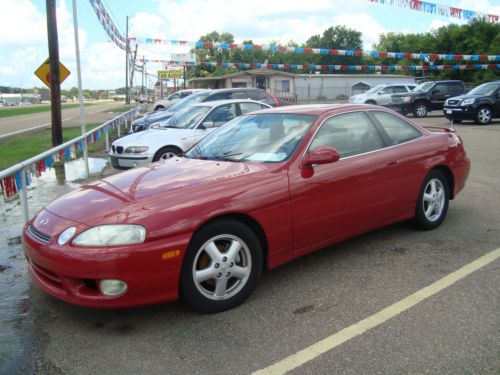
116,146,124,154
28,225,51,244
112,145,116,153
447,100,460,106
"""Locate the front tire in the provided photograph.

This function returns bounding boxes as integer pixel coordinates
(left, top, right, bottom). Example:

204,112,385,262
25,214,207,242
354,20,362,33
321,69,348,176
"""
153,146,181,161
475,106,492,125
413,101,428,118
414,170,449,230
180,219,263,313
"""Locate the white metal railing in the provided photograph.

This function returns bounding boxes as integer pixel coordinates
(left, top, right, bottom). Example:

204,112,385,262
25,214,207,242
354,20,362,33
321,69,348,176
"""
0,108,138,223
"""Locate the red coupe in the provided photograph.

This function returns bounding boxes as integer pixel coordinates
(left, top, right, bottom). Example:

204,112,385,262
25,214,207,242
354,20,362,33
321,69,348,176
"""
23,105,470,312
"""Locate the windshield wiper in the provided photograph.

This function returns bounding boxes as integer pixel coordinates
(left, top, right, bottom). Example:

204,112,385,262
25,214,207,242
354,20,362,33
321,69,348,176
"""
212,152,243,162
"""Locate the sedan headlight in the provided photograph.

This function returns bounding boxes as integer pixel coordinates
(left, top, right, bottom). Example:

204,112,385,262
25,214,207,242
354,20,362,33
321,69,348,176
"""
461,98,475,106
125,146,149,154
72,225,146,247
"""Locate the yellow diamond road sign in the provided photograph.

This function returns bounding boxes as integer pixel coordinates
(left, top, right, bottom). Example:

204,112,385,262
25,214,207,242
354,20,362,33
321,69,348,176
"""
34,58,70,88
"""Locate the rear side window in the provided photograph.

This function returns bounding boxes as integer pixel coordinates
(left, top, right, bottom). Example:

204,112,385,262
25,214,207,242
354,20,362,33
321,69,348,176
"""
229,91,248,99
310,112,384,158
239,102,268,114
393,86,408,93
208,92,231,101
372,111,422,145
247,90,268,101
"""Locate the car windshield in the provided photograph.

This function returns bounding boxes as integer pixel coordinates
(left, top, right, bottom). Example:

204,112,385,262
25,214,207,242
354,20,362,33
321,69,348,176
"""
467,83,499,96
365,85,384,94
413,82,434,92
159,106,211,129
185,113,316,163
168,92,211,112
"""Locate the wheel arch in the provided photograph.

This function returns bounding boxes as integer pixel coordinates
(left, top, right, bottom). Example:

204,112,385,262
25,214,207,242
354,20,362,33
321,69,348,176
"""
431,165,455,199
153,145,183,160
191,213,269,273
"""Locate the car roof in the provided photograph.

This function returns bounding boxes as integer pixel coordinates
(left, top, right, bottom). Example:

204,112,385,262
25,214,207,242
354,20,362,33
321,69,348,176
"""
190,99,271,108
248,103,387,116
206,88,265,93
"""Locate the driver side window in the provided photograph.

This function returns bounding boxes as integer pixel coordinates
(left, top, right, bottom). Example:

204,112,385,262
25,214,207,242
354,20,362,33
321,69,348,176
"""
309,112,384,158
204,104,237,127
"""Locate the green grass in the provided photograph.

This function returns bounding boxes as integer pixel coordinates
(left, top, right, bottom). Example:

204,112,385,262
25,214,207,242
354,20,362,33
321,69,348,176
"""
0,102,96,119
0,123,114,170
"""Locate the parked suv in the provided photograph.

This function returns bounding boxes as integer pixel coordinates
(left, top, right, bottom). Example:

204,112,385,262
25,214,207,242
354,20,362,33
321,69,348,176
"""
390,80,465,118
131,88,280,132
349,83,416,106
443,81,500,125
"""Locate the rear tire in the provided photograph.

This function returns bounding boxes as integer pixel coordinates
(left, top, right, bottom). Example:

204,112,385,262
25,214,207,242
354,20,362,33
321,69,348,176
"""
180,219,263,313
414,170,449,230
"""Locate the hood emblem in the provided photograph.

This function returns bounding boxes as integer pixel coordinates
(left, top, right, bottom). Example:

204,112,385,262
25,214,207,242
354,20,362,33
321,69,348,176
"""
39,218,49,226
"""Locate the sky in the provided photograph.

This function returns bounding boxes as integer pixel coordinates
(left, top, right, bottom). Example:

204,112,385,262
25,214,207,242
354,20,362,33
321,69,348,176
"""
0,0,499,90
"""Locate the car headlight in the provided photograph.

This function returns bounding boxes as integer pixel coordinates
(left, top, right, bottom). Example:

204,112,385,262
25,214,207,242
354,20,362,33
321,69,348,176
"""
403,96,412,103
72,225,146,247
125,146,149,153
461,98,475,106
58,227,77,245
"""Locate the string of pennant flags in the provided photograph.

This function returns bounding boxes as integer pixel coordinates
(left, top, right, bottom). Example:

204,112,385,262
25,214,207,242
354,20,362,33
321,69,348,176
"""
367,0,499,23
88,0,126,50
0,112,137,200
129,38,500,62
146,60,500,72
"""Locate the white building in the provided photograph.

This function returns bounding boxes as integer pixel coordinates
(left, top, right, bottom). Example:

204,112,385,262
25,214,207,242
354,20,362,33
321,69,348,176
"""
188,68,416,104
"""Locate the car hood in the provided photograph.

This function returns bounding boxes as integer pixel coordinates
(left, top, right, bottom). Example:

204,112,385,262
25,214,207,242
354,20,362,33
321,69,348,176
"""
447,94,483,101
42,158,282,230
113,128,191,148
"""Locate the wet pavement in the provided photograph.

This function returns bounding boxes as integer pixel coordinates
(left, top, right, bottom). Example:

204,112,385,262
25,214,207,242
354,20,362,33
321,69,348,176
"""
0,157,114,373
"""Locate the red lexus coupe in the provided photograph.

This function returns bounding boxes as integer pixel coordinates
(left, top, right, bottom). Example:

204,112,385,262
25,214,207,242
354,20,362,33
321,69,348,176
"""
23,104,470,312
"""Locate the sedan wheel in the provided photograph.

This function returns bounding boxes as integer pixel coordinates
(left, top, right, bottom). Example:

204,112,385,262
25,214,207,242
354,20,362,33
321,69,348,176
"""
475,107,492,125
153,146,180,162
181,219,263,312
414,170,449,229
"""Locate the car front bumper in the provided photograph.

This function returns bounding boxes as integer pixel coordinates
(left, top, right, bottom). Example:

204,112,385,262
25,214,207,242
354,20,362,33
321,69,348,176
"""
109,153,154,170
23,224,192,308
443,106,476,121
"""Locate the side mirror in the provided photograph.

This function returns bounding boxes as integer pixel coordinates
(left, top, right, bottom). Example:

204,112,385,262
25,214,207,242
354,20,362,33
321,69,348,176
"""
201,121,214,129
378,91,384,95
432,90,439,95
302,147,340,168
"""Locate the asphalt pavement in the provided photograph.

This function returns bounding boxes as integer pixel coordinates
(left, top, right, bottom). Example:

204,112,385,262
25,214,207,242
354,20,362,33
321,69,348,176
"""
0,102,128,139
1,112,499,375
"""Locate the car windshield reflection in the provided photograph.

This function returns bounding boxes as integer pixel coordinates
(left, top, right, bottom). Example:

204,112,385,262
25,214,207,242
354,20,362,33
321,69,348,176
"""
186,113,316,163
159,106,211,129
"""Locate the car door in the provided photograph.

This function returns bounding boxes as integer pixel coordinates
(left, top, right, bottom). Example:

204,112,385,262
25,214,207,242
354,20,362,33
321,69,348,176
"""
493,87,500,116
377,86,395,105
289,111,400,252
430,83,449,110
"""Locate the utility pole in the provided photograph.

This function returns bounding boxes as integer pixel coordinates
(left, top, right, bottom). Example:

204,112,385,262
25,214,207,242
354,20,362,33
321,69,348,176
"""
141,58,145,95
46,0,63,146
129,44,138,101
71,0,89,176
125,15,129,104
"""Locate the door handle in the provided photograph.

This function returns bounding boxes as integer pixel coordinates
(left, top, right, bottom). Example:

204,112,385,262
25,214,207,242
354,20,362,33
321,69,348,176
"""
387,160,399,166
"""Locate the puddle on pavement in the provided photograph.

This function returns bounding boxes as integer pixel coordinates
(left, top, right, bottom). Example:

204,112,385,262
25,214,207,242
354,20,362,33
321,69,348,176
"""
0,157,108,372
